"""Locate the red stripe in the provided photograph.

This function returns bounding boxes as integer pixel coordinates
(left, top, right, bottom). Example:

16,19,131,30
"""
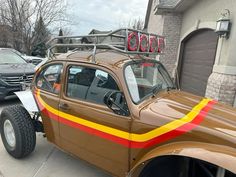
35,94,131,147
35,93,216,149
35,94,58,121
58,117,130,147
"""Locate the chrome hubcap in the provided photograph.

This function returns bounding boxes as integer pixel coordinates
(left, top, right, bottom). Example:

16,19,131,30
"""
3,120,16,148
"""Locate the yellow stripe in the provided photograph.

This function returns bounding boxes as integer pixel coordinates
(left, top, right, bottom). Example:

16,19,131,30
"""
37,91,211,142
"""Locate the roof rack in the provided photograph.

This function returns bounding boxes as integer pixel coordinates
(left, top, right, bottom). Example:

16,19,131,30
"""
46,28,165,62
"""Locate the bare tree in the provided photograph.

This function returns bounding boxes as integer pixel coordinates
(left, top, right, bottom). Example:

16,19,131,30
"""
0,0,68,54
128,18,144,30
0,25,11,47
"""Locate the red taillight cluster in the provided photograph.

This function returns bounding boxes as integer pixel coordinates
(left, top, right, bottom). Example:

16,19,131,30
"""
127,32,165,53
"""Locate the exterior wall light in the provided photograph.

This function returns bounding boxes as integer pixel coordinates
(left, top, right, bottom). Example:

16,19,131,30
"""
215,9,231,39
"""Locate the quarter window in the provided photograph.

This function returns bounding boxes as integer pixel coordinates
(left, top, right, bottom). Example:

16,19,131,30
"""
36,64,62,94
66,65,119,105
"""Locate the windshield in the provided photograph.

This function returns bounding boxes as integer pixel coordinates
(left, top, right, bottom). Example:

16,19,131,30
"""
0,50,26,64
124,60,175,103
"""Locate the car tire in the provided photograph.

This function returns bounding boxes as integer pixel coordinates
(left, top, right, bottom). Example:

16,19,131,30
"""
0,105,36,158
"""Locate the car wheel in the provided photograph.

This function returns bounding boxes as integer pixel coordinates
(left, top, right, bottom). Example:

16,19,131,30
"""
0,105,36,158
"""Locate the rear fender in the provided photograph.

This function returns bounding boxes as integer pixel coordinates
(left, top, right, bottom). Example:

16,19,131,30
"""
14,90,39,112
130,142,236,176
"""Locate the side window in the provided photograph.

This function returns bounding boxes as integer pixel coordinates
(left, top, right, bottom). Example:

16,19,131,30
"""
66,65,119,105
36,64,62,94
95,70,119,90
67,66,96,99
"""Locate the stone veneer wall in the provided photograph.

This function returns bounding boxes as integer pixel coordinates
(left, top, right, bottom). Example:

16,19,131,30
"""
159,13,182,77
205,72,236,105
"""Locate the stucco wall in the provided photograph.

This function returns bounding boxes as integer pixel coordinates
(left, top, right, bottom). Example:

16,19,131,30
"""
180,0,236,69
180,0,236,106
147,0,236,106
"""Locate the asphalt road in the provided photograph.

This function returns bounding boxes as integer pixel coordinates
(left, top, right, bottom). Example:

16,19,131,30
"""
0,98,111,177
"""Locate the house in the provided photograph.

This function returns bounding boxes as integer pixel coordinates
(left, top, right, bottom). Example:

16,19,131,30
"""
81,29,112,44
145,0,236,106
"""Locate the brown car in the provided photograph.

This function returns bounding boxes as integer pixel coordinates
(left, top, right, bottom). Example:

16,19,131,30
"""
0,29,236,177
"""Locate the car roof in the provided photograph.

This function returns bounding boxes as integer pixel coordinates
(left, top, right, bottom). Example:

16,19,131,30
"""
53,50,138,67
0,48,18,53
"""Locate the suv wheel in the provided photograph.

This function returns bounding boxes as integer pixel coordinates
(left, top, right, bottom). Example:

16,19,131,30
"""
0,105,36,158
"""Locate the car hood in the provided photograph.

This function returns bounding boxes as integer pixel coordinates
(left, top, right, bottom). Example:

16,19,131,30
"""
139,90,236,147
0,63,35,75
23,56,44,60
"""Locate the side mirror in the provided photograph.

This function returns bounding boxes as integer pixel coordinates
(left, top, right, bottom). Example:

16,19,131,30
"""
104,91,130,116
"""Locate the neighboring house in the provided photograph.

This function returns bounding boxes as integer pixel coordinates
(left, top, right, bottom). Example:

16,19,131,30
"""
145,0,236,106
81,29,125,52
81,29,112,44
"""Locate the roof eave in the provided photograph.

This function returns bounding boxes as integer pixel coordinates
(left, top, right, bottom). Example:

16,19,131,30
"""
144,0,153,30
155,0,196,15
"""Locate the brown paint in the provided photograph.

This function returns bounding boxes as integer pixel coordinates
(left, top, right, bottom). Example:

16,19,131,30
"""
32,51,236,177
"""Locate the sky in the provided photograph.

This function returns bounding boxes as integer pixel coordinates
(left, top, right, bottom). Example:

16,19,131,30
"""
65,0,148,35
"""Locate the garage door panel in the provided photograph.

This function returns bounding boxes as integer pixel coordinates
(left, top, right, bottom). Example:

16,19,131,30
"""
181,73,208,85
181,79,206,96
184,49,217,60
180,29,218,96
181,75,207,89
181,66,213,75
181,73,210,83
183,59,215,66
185,43,217,50
181,64,214,75
185,49,216,56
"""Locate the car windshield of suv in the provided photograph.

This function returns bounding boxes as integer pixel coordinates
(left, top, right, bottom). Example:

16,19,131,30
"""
124,60,175,103
0,50,26,64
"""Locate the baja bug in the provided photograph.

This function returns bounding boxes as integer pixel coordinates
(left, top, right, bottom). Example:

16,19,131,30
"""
0,29,236,177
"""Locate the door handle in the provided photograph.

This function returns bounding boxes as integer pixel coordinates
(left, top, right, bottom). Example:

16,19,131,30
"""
59,103,70,110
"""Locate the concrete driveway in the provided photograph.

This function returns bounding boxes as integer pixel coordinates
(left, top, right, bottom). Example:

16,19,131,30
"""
0,99,111,177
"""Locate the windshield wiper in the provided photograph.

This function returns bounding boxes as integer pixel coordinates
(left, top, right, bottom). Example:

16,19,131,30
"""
151,85,176,97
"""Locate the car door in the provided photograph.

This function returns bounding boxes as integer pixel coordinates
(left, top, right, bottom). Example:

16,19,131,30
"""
58,63,131,177
32,63,63,145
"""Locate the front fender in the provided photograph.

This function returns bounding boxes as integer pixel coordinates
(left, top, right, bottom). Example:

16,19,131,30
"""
15,90,39,112
130,142,236,176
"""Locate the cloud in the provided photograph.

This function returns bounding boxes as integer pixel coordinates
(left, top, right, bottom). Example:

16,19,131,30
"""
66,0,148,34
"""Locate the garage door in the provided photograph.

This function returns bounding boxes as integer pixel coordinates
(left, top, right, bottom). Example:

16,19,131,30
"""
179,29,218,96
